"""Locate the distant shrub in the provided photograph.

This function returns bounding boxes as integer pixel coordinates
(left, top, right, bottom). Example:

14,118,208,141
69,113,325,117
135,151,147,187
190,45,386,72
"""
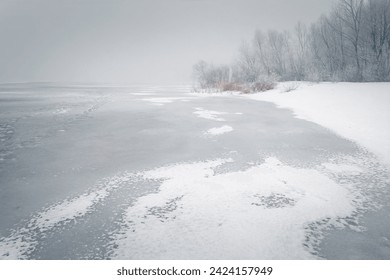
250,81,276,92
240,87,251,94
220,82,243,92
217,81,276,94
282,82,299,93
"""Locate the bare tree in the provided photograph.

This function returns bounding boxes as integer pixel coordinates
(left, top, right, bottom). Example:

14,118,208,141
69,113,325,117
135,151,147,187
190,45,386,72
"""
336,0,365,81
364,0,390,80
293,22,310,80
193,0,390,86
193,60,230,89
253,30,272,76
236,41,260,83
267,30,290,79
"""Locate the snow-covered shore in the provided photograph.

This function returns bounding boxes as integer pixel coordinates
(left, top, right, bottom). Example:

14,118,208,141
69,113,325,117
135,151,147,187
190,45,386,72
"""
246,82,390,167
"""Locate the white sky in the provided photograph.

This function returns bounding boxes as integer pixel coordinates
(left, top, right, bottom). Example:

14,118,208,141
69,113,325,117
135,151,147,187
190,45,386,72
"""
0,0,334,84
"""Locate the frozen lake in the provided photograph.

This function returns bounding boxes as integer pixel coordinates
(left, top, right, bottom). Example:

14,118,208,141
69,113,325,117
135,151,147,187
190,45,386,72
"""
0,84,389,259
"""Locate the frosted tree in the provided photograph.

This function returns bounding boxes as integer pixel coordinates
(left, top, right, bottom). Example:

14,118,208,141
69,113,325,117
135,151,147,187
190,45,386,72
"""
335,0,365,81
293,22,311,80
193,0,390,87
236,41,260,83
192,60,230,89
364,0,390,81
253,30,272,76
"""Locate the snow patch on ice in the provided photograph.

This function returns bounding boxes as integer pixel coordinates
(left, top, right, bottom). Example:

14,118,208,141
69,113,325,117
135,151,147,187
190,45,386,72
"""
189,91,242,97
53,107,70,114
141,98,176,104
205,125,234,136
131,92,153,96
193,107,227,121
111,157,356,259
141,97,196,105
33,190,107,230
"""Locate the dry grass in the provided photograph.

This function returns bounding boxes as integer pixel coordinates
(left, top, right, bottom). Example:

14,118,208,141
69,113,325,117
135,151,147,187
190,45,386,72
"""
220,81,276,94
195,81,277,94
282,82,299,93
220,82,243,92
250,81,276,92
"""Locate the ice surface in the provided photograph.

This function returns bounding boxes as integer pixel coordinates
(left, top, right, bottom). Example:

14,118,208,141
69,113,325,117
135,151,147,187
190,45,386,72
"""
0,173,135,259
0,83,388,260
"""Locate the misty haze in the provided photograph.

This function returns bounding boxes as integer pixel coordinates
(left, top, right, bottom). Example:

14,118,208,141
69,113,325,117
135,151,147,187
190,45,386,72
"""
0,0,390,260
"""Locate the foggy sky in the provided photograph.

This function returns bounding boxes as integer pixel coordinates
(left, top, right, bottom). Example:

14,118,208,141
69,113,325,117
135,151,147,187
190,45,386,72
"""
0,0,334,84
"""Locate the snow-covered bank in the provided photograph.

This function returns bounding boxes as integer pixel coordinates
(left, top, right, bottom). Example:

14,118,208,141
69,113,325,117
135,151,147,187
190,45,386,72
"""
246,82,390,167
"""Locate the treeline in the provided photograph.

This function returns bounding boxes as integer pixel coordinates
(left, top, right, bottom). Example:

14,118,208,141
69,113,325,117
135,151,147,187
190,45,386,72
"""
193,0,390,90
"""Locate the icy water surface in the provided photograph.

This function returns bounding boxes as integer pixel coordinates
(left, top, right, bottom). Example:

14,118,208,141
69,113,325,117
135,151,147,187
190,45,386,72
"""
0,83,389,259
